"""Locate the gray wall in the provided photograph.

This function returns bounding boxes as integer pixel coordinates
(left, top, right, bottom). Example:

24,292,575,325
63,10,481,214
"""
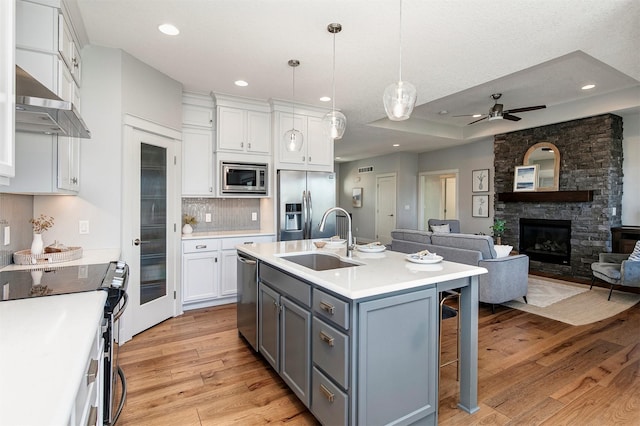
338,152,418,241
0,194,34,267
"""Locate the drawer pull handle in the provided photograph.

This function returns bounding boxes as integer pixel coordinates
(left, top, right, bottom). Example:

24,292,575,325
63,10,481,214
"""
320,384,335,402
319,301,335,315
243,241,254,245
196,245,207,249
86,358,99,386
320,331,335,347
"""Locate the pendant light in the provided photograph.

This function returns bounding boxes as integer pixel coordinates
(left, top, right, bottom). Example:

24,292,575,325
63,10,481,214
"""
323,23,346,140
383,0,417,121
284,59,303,152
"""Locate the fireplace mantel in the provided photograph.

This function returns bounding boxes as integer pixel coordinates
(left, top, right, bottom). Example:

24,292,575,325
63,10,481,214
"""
496,190,594,203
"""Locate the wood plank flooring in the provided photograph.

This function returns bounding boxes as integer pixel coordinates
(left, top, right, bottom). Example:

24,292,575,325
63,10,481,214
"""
116,296,640,425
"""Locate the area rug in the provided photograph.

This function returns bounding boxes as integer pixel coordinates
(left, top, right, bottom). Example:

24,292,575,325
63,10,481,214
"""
502,276,640,326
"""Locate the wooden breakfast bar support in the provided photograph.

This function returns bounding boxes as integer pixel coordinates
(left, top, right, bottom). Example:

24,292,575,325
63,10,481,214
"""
237,240,486,424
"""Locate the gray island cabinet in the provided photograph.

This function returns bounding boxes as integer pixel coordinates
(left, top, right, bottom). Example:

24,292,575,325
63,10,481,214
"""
237,240,487,425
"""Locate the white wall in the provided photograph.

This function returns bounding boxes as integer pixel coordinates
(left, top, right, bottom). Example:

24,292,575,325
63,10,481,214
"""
621,112,639,226
34,46,183,250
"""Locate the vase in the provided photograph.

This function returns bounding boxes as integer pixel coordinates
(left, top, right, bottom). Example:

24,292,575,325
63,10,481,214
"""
495,236,502,246
182,224,193,234
31,233,44,255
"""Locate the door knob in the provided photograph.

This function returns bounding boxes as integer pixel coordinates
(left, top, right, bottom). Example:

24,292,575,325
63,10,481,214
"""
133,238,150,246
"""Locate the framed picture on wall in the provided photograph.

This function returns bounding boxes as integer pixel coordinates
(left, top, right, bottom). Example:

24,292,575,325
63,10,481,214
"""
472,169,489,192
352,187,362,208
472,195,489,218
514,165,538,192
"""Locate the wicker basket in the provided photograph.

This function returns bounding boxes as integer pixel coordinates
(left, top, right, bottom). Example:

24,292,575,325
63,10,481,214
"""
13,247,83,265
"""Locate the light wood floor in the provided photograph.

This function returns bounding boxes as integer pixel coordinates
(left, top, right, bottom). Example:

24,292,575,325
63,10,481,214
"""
116,295,640,425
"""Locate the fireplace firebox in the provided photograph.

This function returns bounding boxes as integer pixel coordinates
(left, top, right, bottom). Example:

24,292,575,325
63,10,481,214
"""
519,219,571,265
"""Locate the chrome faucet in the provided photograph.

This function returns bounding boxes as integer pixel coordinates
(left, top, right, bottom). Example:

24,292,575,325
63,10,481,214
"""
319,207,354,258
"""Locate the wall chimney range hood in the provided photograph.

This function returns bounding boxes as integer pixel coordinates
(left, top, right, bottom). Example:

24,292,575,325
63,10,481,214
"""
15,65,91,138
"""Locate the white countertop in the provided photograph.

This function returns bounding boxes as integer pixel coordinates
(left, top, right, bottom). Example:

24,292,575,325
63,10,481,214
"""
1,248,121,271
0,291,108,425
182,230,275,240
237,240,487,300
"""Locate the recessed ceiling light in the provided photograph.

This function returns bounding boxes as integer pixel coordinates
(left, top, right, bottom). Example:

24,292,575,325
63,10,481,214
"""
393,144,400,147
158,23,179,36
335,156,341,160
438,110,448,115
234,80,248,87
320,96,331,102
472,114,482,118
581,84,596,90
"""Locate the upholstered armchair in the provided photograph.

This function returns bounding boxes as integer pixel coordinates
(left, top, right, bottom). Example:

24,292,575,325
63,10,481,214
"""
591,242,640,300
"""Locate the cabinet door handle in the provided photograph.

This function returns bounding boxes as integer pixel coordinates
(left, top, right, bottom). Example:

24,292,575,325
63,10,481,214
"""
319,331,335,347
308,156,312,162
240,142,244,148
319,301,335,315
86,358,99,386
196,245,207,249
248,142,252,149
320,384,335,402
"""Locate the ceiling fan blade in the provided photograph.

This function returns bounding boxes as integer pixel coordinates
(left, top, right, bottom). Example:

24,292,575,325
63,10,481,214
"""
452,114,476,117
503,113,521,121
468,116,488,125
504,105,546,114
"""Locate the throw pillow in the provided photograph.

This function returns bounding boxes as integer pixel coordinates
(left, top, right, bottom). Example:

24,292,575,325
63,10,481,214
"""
629,241,640,261
430,224,450,233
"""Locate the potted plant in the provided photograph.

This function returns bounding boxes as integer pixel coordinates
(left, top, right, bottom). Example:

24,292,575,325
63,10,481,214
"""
29,214,54,255
490,218,507,245
182,214,198,234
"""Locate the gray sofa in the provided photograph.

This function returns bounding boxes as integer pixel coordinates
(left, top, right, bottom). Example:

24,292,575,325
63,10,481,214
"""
390,229,529,310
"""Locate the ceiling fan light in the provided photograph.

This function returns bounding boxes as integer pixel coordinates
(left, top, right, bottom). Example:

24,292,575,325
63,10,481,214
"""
284,129,303,152
383,80,417,121
323,110,347,140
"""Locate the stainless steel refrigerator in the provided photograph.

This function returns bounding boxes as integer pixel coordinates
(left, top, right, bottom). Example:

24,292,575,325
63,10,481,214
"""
277,170,337,241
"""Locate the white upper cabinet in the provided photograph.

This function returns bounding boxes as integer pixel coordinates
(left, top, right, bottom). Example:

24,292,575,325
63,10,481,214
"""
181,92,215,196
214,94,271,156
0,0,15,183
272,100,334,172
58,13,81,86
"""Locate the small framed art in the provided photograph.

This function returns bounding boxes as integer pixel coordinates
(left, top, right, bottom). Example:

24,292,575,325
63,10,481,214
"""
472,169,489,192
513,165,538,192
352,187,362,208
472,195,489,218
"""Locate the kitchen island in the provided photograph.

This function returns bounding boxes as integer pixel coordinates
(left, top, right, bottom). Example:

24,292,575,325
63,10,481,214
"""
237,239,487,425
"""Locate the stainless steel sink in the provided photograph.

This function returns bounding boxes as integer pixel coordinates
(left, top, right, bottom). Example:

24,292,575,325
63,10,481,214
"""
279,253,360,271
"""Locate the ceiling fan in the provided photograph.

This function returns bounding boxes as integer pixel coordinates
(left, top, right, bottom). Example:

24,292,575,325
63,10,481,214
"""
456,93,546,125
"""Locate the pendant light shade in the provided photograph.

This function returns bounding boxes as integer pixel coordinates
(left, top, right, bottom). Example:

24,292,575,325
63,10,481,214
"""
284,59,303,152
323,23,346,140
383,0,416,121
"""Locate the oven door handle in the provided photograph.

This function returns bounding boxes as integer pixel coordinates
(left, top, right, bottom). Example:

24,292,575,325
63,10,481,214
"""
113,292,129,322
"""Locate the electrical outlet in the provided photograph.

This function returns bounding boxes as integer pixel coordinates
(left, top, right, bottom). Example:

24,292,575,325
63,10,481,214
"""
612,207,617,216
79,220,89,234
4,226,9,246
205,213,212,222
251,212,258,221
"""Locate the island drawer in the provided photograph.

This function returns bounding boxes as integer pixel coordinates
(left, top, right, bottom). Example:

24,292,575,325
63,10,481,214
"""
260,263,311,308
312,317,349,389
222,235,274,250
312,367,348,426
313,288,349,330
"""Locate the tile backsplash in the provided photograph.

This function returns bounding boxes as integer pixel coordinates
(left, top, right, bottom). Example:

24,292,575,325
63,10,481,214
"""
182,198,261,232
0,193,34,268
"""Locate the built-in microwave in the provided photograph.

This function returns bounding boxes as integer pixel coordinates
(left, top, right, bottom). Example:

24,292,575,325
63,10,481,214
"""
221,162,268,195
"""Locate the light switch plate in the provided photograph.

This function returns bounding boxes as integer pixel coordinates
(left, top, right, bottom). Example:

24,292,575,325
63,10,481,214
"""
205,213,212,222
251,212,258,221
79,220,89,234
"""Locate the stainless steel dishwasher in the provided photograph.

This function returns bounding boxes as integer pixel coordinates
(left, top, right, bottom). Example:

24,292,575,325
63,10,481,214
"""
237,252,259,351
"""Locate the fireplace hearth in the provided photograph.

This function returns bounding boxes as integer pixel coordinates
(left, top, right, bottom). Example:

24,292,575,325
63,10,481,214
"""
520,219,571,265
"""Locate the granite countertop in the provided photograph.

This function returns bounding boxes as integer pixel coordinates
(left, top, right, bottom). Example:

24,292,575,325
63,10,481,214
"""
0,291,108,425
237,240,487,300
182,230,276,240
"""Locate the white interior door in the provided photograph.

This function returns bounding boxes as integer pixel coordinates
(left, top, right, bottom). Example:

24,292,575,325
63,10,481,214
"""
121,119,180,339
419,170,459,229
375,173,397,244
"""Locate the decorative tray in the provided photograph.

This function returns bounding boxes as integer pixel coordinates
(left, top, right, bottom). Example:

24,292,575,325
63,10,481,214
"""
13,247,83,265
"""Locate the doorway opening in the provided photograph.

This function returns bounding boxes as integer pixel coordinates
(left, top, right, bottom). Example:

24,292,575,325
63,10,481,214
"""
418,170,458,231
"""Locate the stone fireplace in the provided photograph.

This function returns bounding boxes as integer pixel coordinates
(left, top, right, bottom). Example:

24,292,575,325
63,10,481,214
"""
494,114,623,280
519,218,571,265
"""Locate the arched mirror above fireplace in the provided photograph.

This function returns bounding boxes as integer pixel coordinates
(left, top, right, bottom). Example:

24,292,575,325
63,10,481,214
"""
524,142,560,191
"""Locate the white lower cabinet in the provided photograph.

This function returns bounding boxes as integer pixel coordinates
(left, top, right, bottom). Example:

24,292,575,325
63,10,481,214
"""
182,234,274,310
69,315,104,426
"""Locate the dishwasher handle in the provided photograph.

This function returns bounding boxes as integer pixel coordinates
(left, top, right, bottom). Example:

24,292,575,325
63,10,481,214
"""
237,255,257,265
